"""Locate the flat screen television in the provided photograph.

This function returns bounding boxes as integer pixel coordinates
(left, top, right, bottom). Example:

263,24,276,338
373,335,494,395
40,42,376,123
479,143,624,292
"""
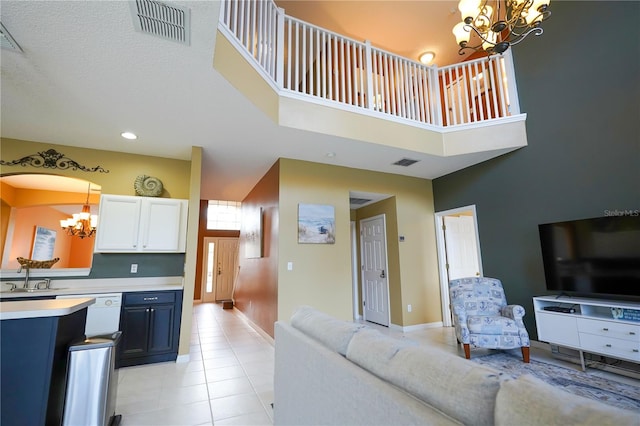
538,215,640,299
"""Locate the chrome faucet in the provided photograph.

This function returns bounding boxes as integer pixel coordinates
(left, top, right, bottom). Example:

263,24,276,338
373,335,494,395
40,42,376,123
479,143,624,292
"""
17,265,31,289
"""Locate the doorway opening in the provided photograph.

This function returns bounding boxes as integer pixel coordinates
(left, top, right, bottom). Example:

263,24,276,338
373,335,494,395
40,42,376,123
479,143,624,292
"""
435,205,483,327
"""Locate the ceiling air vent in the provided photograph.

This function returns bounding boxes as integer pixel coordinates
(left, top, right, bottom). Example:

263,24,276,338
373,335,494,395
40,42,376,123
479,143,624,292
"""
392,158,420,167
0,22,23,52
349,197,373,206
130,0,191,46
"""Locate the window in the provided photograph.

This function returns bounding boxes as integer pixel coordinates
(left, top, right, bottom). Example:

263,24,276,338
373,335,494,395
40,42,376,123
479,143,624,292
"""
207,200,242,230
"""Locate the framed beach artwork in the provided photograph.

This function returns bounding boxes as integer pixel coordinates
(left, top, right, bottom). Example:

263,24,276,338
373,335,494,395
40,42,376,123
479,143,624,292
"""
298,204,335,244
31,226,56,260
244,206,263,258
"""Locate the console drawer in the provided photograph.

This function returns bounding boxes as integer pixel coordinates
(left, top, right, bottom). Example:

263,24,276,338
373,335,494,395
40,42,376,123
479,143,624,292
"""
579,332,640,362
577,318,639,342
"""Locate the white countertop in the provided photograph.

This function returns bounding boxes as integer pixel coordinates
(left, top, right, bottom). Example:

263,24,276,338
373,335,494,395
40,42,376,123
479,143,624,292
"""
0,276,183,299
0,297,95,320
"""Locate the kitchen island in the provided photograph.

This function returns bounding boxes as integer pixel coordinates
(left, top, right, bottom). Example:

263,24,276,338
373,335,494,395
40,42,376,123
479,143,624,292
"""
1,297,94,425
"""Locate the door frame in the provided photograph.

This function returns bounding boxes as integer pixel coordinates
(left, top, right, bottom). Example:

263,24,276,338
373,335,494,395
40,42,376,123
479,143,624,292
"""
434,205,483,327
359,214,391,326
350,220,359,320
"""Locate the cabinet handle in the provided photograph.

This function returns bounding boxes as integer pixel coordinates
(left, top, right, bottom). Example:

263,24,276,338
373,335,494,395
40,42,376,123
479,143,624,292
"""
146,308,150,313
150,308,154,313
630,332,636,336
633,349,639,353
605,344,612,348
144,297,159,301
602,328,609,331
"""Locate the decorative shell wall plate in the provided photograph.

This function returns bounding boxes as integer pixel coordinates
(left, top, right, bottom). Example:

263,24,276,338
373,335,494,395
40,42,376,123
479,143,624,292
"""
134,175,163,197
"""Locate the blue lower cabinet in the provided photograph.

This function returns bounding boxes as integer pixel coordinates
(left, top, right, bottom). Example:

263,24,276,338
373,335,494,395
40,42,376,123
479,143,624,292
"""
1,308,87,425
116,290,182,368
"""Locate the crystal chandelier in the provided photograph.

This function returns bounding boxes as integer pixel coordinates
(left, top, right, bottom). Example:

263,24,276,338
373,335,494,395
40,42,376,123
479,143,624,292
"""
452,0,551,56
60,184,97,238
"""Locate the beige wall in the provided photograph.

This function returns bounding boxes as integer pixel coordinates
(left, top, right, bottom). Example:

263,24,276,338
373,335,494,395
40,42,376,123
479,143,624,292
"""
1,138,191,198
277,159,442,327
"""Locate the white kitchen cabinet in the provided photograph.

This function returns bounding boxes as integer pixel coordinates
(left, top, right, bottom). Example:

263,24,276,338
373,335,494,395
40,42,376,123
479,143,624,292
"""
95,195,188,253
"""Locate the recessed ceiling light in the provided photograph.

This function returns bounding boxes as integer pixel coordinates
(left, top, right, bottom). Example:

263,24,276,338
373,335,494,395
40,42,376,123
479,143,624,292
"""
419,51,435,65
121,132,137,140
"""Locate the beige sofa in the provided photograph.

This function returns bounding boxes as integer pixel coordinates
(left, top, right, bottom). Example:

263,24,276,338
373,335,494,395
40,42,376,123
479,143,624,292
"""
273,306,638,426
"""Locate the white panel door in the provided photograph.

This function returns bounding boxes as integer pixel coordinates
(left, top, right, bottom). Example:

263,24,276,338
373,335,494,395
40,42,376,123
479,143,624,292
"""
444,215,480,280
361,215,389,326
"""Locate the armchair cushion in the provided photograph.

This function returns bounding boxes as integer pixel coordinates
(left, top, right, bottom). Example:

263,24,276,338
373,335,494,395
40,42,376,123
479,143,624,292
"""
467,315,520,335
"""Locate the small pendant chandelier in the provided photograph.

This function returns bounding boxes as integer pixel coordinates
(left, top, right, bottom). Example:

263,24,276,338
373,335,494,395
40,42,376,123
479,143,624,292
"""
453,0,551,56
60,183,97,239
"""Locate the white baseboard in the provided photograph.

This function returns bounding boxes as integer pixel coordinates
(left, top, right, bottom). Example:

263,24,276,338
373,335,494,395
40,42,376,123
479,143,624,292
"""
390,321,444,333
232,307,275,345
176,354,190,363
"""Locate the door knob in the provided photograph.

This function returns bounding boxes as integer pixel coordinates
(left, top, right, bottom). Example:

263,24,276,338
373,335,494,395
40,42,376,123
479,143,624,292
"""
380,270,386,279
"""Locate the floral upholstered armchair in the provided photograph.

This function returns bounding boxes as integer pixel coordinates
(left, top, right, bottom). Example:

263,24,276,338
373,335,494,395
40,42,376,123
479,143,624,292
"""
449,276,530,363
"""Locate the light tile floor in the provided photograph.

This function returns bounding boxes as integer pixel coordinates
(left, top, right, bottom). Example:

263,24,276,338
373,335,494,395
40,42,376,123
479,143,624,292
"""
116,304,638,425
116,302,274,426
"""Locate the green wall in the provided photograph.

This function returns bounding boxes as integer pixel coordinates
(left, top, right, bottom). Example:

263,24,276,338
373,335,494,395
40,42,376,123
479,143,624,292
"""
432,1,640,337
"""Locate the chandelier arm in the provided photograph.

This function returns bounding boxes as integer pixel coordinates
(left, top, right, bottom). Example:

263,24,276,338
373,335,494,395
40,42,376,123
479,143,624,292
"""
464,24,498,46
508,27,544,46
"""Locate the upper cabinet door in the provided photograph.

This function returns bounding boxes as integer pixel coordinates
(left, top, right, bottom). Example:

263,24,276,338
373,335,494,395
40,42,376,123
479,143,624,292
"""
140,198,188,252
95,195,188,253
95,195,142,251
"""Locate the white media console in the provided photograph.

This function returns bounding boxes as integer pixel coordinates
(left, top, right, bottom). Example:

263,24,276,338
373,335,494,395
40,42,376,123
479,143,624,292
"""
533,296,640,371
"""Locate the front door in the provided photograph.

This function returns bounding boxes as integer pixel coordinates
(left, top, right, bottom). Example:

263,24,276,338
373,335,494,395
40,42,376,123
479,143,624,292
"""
201,237,239,302
214,238,239,301
360,215,389,326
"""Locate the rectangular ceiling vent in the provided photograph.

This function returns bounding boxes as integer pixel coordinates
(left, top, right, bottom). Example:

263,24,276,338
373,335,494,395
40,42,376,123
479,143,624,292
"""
349,197,373,206
0,22,23,52
130,0,191,46
392,158,420,167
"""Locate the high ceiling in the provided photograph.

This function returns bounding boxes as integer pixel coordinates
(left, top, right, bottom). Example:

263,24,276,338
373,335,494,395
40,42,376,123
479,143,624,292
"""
1,1,485,202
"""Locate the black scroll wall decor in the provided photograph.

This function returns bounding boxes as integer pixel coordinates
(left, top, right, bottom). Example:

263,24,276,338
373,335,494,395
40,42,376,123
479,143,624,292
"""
0,149,109,173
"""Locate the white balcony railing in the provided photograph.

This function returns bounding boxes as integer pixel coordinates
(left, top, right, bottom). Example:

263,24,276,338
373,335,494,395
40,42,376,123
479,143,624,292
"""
219,0,521,129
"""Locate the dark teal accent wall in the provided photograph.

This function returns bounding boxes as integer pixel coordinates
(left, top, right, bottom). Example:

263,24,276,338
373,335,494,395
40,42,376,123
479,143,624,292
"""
87,253,185,278
432,1,640,337
0,253,184,281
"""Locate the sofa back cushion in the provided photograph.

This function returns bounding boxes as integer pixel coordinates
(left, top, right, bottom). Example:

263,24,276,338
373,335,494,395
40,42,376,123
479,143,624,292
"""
495,374,639,426
347,328,501,426
290,305,365,355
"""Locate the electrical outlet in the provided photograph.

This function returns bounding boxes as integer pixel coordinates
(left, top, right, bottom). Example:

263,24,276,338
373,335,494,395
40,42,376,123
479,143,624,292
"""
407,304,412,312
130,264,138,273
287,262,293,271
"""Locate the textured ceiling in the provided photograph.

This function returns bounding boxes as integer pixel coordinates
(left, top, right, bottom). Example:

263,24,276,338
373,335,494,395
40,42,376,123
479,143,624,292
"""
1,0,498,202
